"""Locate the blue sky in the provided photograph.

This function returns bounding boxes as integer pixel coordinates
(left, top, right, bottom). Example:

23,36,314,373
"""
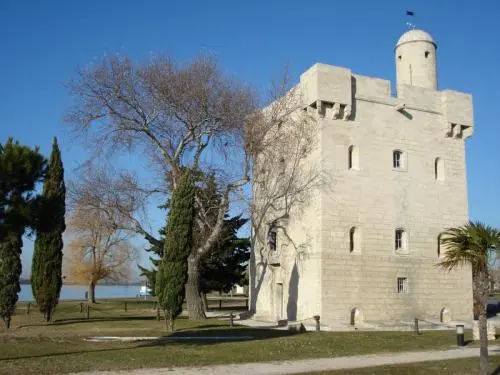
1,0,499,278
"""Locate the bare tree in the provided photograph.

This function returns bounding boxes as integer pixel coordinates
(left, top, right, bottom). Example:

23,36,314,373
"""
66,172,137,303
246,75,325,313
66,55,256,318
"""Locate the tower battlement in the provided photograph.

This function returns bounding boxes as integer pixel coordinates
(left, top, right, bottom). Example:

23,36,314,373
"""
300,62,473,139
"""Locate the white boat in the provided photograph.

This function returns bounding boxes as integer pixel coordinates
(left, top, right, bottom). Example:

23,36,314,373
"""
138,285,152,297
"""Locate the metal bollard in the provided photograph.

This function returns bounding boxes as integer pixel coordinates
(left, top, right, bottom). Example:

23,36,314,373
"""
229,312,234,327
80,302,83,313
456,324,465,346
27,303,31,315
86,305,90,320
414,318,420,335
313,315,320,332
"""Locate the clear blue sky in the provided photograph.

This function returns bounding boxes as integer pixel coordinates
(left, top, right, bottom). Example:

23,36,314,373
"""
1,0,499,278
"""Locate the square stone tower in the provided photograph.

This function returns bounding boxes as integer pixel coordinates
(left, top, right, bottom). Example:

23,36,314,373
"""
250,29,474,328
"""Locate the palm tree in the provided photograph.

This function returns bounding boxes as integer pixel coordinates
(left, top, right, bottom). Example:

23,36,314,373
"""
438,221,500,375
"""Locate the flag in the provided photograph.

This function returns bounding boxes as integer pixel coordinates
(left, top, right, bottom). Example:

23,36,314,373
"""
406,11,415,16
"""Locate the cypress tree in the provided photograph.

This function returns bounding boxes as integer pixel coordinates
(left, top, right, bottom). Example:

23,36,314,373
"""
0,232,23,329
156,171,194,331
142,216,250,297
32,137,66,322
0,138,45,329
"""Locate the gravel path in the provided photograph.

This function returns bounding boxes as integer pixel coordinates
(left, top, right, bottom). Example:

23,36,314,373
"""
71,346,500,375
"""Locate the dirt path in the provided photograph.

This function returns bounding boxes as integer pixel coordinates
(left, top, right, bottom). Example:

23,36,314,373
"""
71,346,500,374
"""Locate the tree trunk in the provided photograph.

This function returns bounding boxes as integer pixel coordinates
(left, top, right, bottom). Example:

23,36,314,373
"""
45,308,52,323
476,271,489,375
186,255,206,320
2,317,10,330
162,310,168,331
88,282,96,303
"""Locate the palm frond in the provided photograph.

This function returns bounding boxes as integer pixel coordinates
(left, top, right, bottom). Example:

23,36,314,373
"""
438,221,500,273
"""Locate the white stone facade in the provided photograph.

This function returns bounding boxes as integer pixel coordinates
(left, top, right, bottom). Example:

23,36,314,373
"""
249,29,474,328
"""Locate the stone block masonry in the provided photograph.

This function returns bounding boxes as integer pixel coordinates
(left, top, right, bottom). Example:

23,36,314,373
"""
250,28,474,329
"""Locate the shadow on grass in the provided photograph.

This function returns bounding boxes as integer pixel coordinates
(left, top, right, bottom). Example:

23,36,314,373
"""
0,345,138,362
18,315,157,328
138,327,301,347
492,365,500,375
1,326,304,361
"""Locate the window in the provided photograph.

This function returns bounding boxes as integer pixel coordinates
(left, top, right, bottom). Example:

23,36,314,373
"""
267,229,277,251
398,55,402,61
348,145,359,170
393,150,404,169
395,229,406,251
437,233,443,258
397,277,408,293
349,226,361,254
425,51,430,58
435,158,444,181
349,227,355,253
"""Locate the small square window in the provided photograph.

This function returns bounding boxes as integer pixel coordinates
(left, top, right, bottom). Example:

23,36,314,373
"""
393,150,403,169
397,277,408,293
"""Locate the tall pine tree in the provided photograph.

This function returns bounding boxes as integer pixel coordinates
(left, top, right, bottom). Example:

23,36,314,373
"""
32,138,66,322
0,138,45,329
156,171,195,330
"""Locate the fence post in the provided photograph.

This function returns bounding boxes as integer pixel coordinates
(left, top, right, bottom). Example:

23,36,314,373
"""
456,324,465,346
219,299,222,309
414,318,420,335
80,302,83,313
27,303,31,315
87,305,90,320
229,312,234,327
124,301,127,312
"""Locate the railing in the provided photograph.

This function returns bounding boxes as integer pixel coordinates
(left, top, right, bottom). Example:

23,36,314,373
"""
206,296,249,309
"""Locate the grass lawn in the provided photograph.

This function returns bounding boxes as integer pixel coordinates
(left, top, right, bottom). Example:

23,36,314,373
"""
299,356,500,375
0,300,484,375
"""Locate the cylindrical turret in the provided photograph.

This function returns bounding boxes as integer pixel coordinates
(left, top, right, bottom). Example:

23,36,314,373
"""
395,29,437,95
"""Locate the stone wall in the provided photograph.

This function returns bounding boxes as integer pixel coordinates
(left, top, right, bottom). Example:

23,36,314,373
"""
250,60,474,328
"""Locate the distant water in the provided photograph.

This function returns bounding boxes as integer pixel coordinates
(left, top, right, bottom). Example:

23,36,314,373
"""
19,284,141,301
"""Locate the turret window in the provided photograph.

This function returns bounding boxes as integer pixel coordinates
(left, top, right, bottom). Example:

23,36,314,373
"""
425,51,430,58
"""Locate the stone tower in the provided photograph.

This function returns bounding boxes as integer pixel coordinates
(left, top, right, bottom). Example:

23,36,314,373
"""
250,28,474,329
395,29,438,93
